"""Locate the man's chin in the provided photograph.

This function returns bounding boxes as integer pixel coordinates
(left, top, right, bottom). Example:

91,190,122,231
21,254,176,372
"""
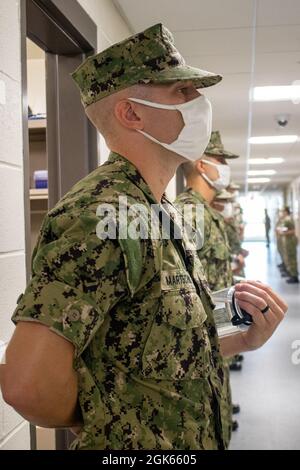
172,151,189,167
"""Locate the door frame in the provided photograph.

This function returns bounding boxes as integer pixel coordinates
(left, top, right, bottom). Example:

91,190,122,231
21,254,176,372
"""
20,0,98,450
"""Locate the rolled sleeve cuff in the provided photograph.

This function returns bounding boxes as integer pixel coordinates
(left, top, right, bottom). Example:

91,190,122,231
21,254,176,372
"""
12,276,104,357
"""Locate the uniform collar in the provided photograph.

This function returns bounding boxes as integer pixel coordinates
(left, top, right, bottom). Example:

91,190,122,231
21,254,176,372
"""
107,151,159,204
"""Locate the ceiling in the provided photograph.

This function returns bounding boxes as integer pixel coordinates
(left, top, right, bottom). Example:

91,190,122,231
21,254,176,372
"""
114,0,300,192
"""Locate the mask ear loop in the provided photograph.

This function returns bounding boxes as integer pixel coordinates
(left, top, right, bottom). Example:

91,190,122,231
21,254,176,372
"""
129,95,206,111
199,159,220,188
127,97,189,150
128,97,177,110
201,159,224,169
201,158,217,166
127,98,178,148
200,172,215,188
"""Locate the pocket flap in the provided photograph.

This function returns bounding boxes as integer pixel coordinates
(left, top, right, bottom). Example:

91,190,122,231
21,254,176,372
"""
213,242,229,260
161,290,207,329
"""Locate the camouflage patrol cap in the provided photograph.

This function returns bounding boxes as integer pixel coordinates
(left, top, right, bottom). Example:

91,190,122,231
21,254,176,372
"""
71,23,222,108
215,189,235,200
228,181,240,190
204,131,238,159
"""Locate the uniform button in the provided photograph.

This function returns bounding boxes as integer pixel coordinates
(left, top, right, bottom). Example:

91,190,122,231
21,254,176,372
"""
68,309,81,322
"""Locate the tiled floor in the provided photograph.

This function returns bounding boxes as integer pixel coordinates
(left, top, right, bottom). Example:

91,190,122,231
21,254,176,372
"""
229,241,300,450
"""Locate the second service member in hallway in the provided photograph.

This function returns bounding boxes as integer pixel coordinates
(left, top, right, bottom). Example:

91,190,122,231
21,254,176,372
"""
0,23,287,450
277,207,299,284
175,130,240,445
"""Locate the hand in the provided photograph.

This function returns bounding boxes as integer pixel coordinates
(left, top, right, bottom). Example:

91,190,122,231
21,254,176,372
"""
240,248,249,258
234,281,288,351
237,254,245,267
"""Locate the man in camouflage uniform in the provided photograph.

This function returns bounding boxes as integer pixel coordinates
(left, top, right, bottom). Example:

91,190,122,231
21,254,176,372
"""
175,131,237,290
227,182,245,242
175,131,239,445
276,209,287,273
264,209,271,248
213,191,247,278
0,23,287,450
212,190,246,373
278,207,299,284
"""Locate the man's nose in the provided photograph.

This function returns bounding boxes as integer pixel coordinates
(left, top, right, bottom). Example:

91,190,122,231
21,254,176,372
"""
189,88,202,100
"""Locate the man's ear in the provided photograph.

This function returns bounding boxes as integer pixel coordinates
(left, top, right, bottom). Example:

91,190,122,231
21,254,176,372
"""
114,100,144,131
195,159,205,174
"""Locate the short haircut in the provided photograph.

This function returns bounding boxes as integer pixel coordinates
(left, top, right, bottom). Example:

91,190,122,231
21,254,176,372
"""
181,161,196,179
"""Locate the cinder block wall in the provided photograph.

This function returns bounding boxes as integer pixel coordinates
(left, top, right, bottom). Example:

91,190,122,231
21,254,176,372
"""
0,0,30,450
0,0,132,451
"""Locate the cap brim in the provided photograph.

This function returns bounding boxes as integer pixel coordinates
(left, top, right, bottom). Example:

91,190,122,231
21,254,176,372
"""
216,193,235,200
205,149,239,159
147,64,222,89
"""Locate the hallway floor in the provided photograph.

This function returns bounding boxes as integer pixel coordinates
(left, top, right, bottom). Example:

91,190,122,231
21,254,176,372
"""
229,241,300,450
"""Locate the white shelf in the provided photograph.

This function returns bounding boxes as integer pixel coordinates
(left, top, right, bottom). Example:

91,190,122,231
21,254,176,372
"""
28,119,46,130
30,188,48,200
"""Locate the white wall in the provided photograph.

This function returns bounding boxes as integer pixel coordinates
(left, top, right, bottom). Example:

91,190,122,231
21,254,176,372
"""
0,0,30,450
27,59,46,115
78,0,132,166
78,0,178,199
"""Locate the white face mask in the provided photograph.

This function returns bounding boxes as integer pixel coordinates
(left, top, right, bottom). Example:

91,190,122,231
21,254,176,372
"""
128,95,212,162
201,159,231,191
220,202,233,219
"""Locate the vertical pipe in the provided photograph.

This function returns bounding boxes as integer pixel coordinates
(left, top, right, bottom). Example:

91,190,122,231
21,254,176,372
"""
245,0,258,196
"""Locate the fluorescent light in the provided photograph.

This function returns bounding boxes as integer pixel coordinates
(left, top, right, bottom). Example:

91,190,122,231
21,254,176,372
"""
248,170,276,176
252,85,300,102
249,135,298,144
249,157,284,164
248,177,271,183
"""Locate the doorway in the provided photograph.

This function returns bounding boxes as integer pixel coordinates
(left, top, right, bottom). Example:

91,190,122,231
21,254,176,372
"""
21,0,97,450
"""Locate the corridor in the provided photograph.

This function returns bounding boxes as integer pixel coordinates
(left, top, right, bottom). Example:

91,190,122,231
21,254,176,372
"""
230,241,300,450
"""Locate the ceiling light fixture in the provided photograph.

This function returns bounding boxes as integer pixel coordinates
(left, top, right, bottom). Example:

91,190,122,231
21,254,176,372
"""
249,158,284,164
252,85,300,103
248,170,276,176
249,135,298,144
247,177,271,183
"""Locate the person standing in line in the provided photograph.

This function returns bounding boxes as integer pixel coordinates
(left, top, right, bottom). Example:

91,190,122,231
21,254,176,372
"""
213,190,247,278
227,183,245,242
276,209,287,275
265,209,271,248
212,190,246,373
175,131,240,444
279,207,299,284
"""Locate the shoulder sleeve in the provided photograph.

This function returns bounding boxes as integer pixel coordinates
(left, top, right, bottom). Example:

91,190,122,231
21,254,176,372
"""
12,210,129,357
196,206,212,260
174,195,206,248
226,221,241,254
284,218,295,230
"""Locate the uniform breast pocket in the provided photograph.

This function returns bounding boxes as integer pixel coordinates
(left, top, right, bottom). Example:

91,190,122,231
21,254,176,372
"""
141,289,213,381
212,242,230,260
